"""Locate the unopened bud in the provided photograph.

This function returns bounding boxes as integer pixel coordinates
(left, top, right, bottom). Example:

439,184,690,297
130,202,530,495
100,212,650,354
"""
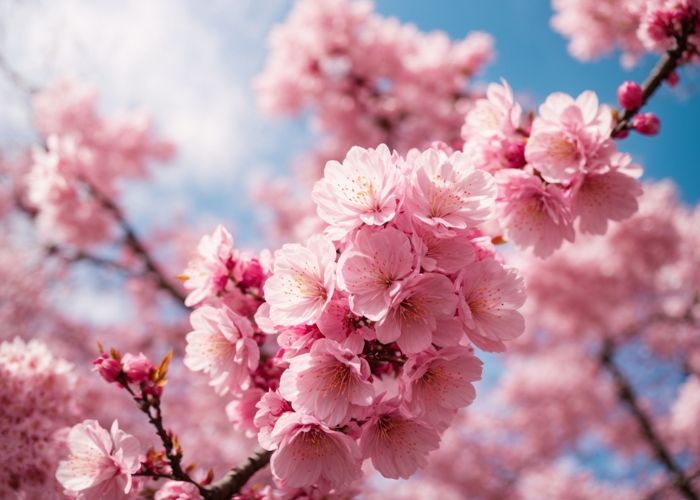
632,112,661,136
617,81,644,110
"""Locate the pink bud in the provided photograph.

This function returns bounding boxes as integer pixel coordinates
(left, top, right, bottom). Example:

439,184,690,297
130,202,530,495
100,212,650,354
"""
612,128,630,140
617,81,644,110
505,141,526,169
667,71,680,87
93,354,122,383
237,258,266,289
122,352,154,383
632,112,661,136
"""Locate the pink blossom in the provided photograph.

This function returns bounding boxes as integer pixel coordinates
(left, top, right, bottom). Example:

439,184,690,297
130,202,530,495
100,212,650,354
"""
316,295,374,343
638,0,700,54
255,390,293,450
497,169,575,258
276,324,325,360
181,225,236,307
461,80,522,141
617,81,644,109
226,387,265,438
525,91,615,183
263,235,336,326
121,352,153,384
671,375,700,454
403,347,483,428
26,136,114,248
376,273,458,353
268,412,362,489
184,305,260,395
279,339,373,426
461,80,527,172
572,157,642,235
410,221,476,274
632,112,661,135
1,338,78,498
336,226,415,321
359,398,441,479
154,481,203,500
550,0,647,64
56,419,141,500
93,353,122,383
406,148,496,231
458,258,526,352
312,145,402,240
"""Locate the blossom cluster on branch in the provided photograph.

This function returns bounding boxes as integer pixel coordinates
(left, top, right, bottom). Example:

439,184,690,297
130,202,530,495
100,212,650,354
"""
0,0,699,498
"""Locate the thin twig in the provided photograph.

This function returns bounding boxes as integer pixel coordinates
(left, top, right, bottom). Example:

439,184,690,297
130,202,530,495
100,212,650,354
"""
82,179,189,307
120,379,206,495
0,51,37,95
601,340,698,500
613,22,695,135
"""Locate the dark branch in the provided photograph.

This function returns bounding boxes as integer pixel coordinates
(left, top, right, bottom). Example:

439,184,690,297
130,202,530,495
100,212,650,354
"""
613,22,694,135
46,245,135,275
601,340,698,500
82,179,189,308
0,51,37,95
120,378,206,496
203,449,273,500
645,470,700,500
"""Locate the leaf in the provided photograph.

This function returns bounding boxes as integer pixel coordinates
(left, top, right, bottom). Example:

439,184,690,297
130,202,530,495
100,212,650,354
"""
153,350,173,385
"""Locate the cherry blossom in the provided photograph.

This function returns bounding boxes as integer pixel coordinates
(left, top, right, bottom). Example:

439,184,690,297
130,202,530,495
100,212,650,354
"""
56,420,141,500
312,145,402,240
359,398,441,479
336,226,415,321
263,235,337,326
267,412,362,490
184,305,260,394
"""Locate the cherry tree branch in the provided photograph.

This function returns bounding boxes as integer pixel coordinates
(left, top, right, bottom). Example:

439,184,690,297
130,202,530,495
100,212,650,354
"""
120,377,207,496
81,180,189,307
645,470,700,500
203,449,273,500
601,340,698,500
0,51,37,95
45,244,136,275
613,22,694,135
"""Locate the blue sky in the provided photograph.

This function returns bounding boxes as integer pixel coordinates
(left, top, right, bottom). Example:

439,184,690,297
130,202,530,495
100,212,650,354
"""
373,1,700,203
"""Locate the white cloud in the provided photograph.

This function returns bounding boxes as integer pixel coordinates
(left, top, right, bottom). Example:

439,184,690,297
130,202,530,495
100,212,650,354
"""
0,0,296,230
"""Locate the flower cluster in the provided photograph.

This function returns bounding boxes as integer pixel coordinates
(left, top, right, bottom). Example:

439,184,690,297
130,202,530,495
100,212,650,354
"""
25,80,173,248
0,338,79,498
462,80,643,257
182,143,526,494
552,0,700,65
256,0,492,159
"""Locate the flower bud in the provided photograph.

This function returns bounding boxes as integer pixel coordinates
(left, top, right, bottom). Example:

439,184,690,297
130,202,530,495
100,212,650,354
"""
667,71,680,87
93,354,122,383
617,81,644,110
632,112,661,136
121,352,154,383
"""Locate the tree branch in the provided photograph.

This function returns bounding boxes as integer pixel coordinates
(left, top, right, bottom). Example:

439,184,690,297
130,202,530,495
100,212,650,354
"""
203,449,273,500
601,340,698,500
120,379,206,496
0,51,37,95
82,180,189,308
613,22,694,135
